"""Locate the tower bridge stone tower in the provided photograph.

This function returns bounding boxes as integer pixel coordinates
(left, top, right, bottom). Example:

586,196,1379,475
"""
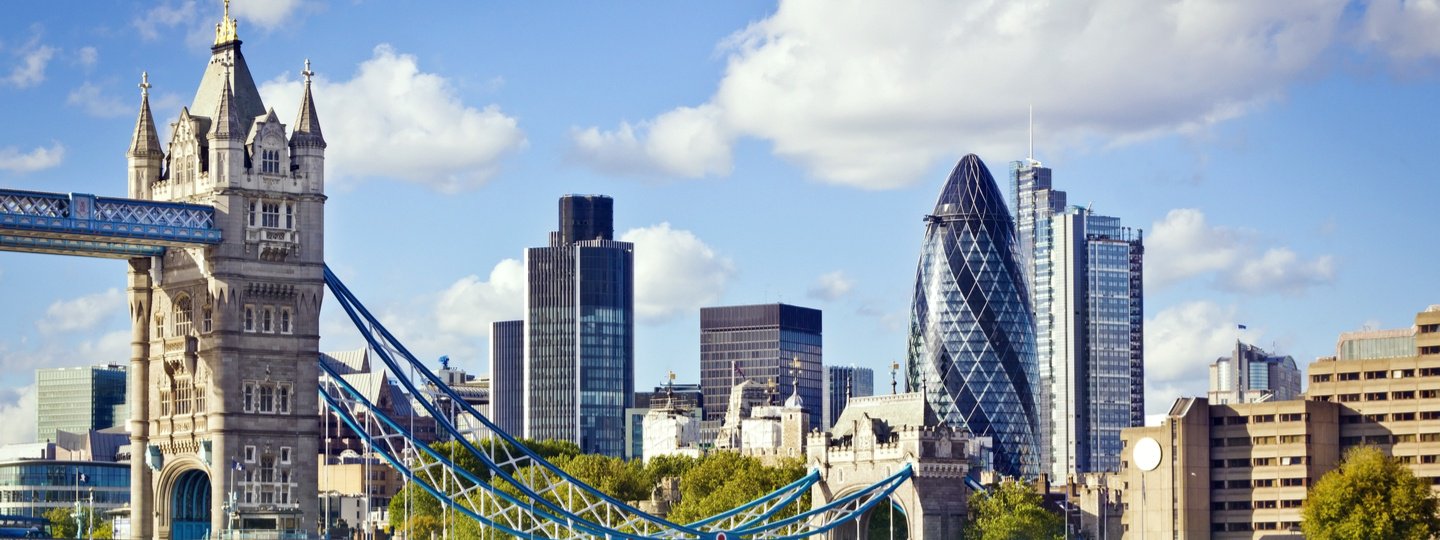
126,4,326,538
807,393,972,540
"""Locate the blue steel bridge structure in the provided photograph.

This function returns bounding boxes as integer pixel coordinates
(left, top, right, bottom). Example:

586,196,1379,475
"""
0,187,911,539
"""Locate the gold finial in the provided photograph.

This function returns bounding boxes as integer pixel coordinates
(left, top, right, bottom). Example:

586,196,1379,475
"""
214,0,238,45
667,370,675,382
302,59,314,85
139,71,151,99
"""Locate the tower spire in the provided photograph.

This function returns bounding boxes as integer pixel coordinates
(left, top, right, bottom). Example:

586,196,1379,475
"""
210,61,242,141
291,59,326,148
129,72,162,158
214,0,238,45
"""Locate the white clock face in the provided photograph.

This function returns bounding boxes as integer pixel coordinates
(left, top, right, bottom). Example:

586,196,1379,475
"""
1134,437,1162,471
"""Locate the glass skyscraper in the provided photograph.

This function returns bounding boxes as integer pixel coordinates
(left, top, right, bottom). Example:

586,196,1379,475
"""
35,364,127,443
698,304,823,441
907,154,1040,479
1012,159,1145,479
822,365,874,428
524,195,634,457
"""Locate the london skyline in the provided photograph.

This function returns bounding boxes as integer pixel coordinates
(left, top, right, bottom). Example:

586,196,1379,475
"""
1,1,1437,446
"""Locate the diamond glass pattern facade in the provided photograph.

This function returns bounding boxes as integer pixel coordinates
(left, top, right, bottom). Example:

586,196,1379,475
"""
907,154,1040,478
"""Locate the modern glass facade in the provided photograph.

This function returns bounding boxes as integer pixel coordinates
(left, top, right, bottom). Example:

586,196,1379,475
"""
822,366,874,428
0,460,129,518
489,320,524,437
1208,341,1301,404
907,154,1040,478
524,195,634,457
35,365,127,443
1012,158,1146,479
699,304,823,441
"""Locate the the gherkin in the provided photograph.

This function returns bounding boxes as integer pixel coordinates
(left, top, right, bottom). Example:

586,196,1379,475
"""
906,153,1040,478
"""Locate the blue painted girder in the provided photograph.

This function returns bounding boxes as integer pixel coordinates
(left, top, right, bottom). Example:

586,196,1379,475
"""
0,189,221,259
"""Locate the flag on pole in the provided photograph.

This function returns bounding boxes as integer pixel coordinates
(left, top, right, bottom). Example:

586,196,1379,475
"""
232,459,244,472
78,473,88,484
1237,324,1247,330
733,361,745,378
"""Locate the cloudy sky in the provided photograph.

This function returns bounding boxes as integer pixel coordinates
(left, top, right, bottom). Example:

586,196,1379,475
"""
1,1,1437,444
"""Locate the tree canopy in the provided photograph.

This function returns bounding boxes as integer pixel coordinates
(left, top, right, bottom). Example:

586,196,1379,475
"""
963,479,1063,540
1302,445,1440,540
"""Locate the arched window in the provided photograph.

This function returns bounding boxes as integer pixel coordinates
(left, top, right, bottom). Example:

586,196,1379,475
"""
173,295,193,336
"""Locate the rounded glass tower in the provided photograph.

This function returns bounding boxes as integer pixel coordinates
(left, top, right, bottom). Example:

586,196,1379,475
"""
906,153,1040,479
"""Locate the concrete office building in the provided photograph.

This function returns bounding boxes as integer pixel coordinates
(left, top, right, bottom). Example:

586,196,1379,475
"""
699,304,822,441
822,365,874,428
524,195,635,457
1119,306,1440,539
1209,341,1302,405
36,364,127,443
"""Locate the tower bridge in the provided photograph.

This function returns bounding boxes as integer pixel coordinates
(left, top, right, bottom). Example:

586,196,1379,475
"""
0,3,970,539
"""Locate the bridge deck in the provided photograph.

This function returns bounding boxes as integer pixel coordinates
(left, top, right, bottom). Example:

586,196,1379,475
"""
0,188,221,258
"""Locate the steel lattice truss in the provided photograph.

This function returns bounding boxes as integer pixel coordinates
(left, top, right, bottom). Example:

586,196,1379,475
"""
321,265,913,539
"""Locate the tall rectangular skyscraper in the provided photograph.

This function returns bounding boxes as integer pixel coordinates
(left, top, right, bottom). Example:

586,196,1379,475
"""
699,304,822,440
822,365,874,428
489,320,524,437
524,195,635,457
1012,159,1145,479
35,364,127,443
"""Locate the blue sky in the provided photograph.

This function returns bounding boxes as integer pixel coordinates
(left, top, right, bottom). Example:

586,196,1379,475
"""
1,1,1437,443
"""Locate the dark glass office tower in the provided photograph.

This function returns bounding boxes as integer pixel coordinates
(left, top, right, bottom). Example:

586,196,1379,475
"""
489,320,524,437
524,195,635,457
907,154,1040,479
698,303,822,441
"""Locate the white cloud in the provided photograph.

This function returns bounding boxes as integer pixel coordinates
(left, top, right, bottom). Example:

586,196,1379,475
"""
620,223,736,323
230,0,308,30
570,105,733,179
260,45,527,193
1146,208,1335,294
75,46,98,69
0,143,65,174
573,0,1359,188
1359,0,1440,64
133,1,197,41
37,289,126,334
807,270,855,301
4,42,56,88
1143,301,1248,412
0,384,38,446
67,82,129,118
434,259,525,338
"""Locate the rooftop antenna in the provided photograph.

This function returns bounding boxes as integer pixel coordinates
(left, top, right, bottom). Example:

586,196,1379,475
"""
1028,104,1034,163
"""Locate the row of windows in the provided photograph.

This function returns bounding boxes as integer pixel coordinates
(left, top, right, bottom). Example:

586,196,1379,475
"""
1212,477,1309,489
243,305,293,334
1212,522,1300,532
1340,434,1440,447
1211,434,1312,447
1212,456,1309,468
242,382,293,415
246,199,296,229
1313,367,1440,383
1212,498,1305,510
1214,412,1308,425
156,295,213,339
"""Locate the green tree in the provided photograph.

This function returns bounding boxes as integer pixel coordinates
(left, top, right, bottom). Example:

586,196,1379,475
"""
1302,445,1440,539
964,479,1063,540
43,505,109,539
667,453,807,524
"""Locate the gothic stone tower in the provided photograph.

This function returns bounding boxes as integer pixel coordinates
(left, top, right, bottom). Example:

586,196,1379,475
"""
126,5,326,538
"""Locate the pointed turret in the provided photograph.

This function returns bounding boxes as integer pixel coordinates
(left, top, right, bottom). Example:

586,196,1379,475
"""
288,60,327,194
290,59,326,149
128,72,163,199
209,73,243,141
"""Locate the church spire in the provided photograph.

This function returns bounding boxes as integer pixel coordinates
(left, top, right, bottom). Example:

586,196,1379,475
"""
128,72,163,158
290,59,326,148
214,0,239,46
209,62,242,141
